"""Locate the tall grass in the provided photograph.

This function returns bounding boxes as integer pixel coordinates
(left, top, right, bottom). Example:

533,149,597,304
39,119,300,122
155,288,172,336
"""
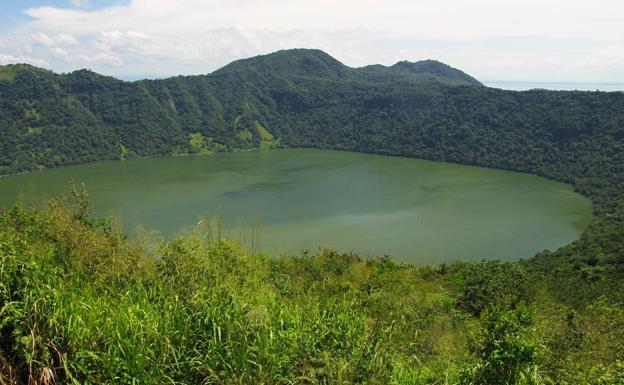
0,190,623,384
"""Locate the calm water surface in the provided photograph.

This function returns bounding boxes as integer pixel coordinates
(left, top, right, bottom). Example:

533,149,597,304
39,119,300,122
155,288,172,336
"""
0,149,591,263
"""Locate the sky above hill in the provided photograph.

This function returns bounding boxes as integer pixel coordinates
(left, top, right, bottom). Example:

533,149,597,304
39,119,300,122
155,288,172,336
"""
0,0,622,83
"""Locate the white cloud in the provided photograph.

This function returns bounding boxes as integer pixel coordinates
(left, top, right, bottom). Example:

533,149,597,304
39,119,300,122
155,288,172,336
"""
51,47,68,58
70,0,90,8
32,32,55,46
596,44,624,66
0,0,621,82
0,52,49,67
57,33,79,45
31,32,78,47
79,52,123,66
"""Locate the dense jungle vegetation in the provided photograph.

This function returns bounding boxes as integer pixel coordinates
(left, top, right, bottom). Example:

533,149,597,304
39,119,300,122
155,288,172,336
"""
0,49,623,384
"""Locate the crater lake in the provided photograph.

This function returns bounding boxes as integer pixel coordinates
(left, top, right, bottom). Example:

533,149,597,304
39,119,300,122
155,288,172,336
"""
0,149,591,264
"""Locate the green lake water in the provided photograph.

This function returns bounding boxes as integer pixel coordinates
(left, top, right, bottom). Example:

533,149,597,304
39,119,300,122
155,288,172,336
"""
0,149,591,263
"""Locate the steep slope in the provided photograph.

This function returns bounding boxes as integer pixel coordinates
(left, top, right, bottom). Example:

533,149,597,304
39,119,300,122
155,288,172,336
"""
0,49,623,275
0,65,119,172
0,49,487,172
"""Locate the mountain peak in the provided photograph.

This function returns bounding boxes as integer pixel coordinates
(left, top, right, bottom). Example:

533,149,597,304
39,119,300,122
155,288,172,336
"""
213,48,352,79
389,59,482,85
213,49,482,86
0,63,54,81
66,68,121,81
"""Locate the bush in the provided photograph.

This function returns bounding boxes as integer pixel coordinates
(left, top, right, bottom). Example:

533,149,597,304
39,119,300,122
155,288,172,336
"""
461,304,537,385
459,261,530,316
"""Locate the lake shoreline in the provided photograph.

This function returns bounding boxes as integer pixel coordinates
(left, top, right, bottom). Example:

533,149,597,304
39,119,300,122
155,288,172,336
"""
0,148,591,264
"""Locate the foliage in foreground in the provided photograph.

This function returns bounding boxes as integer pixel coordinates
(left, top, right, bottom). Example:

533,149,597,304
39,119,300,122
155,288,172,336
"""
1,192,623,385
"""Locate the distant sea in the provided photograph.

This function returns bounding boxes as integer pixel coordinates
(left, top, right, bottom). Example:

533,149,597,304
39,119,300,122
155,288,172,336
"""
484,81,624,92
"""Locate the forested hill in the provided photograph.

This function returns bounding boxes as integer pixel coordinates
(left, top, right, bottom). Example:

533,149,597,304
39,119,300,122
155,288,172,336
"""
0,48,487,175
0,48,623,274
3,48,624,385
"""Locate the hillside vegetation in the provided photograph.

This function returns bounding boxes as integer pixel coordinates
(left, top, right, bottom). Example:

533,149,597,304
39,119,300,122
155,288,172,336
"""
0,49,482,174
0,49,623,384
1,49,623,271
0,191,622,385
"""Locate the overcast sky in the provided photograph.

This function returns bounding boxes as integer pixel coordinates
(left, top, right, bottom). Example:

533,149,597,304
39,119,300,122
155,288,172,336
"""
0,0,623,83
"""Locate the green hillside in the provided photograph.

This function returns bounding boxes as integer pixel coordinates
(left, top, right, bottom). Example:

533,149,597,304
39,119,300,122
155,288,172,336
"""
0,49,622,272
0,188,622,385
0,49,623,384
0,49,487,174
